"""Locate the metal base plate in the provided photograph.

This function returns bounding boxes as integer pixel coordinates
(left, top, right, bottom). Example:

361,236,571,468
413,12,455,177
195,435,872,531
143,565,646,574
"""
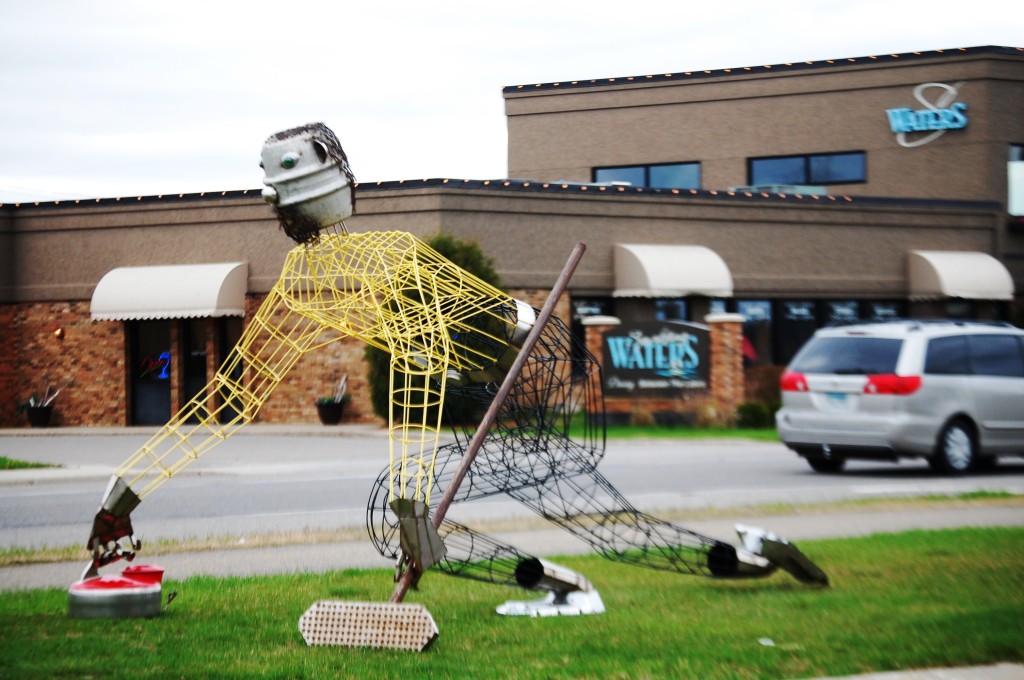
299,601,439,652
67,565,165,619
67,577,160,618
496,590,606,617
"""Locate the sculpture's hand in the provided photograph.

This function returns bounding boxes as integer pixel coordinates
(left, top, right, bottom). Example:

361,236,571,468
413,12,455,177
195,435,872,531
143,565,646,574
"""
81,476,143,578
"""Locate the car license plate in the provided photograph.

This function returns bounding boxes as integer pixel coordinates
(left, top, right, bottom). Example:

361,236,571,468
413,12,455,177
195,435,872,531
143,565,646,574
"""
825,392,848,409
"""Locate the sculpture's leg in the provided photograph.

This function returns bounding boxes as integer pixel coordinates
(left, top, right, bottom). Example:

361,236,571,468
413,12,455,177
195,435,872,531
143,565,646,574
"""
368,438,826,586
502,462,827,585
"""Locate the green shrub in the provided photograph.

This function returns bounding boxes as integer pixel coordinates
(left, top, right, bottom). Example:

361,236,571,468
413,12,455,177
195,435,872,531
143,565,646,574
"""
735,401,778,429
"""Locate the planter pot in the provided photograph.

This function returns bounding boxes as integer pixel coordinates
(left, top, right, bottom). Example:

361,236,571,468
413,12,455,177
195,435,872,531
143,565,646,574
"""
26,405,54,428
315,401,345,425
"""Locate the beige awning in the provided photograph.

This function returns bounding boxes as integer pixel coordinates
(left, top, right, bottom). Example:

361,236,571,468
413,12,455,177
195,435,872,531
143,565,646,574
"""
908,251,1013,301
91,262,248,320
613,244,733,298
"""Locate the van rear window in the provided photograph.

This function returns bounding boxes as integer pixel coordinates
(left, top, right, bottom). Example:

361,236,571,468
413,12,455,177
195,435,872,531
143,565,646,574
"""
789,337,902,374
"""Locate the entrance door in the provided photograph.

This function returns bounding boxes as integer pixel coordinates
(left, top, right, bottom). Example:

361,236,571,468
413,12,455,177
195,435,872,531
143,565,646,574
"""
130,321,171,425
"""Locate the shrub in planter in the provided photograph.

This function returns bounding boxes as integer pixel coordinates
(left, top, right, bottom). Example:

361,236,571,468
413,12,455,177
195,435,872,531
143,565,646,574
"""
316,375,350,425
17,385,64,428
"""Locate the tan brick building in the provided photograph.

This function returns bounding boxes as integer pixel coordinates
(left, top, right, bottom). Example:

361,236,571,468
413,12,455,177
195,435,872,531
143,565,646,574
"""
1,45,1021,428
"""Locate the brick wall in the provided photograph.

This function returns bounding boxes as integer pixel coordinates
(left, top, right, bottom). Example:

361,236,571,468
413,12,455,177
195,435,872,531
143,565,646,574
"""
0,304,18,427
3,301,126,427
584,313,745,427
0,287,572,428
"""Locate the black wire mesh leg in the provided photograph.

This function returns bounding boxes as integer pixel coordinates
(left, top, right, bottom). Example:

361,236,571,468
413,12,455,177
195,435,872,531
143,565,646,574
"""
502,464,747,578
433,519,539,589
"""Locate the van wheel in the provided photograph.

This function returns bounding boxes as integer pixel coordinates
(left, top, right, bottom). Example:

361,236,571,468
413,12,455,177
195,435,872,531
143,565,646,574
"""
807,456,845,473
930,420,976,474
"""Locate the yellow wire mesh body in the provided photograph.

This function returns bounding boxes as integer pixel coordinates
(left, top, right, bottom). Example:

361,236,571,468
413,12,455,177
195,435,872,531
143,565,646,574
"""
113,230,517,507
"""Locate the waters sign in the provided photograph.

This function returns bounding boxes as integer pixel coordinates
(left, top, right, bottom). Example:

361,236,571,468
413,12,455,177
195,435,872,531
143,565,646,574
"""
602,321,709,397
885,82,968,148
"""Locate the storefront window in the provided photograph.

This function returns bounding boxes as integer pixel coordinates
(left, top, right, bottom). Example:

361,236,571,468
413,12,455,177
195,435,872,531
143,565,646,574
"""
776,301,817,363
183,319,208,424
572,297,613,322
867,302,902,320
655,299,687,321
218,317,244,423
825,301,859,325
737,300,772,366
1009,144,1024,216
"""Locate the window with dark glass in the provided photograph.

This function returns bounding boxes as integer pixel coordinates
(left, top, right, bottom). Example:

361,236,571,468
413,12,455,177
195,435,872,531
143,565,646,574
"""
594,162,701,189
649,163,700,189
925,336,971,375
968,335,1024,377
790,337,902,374
749,151,865,186
655,299,687,321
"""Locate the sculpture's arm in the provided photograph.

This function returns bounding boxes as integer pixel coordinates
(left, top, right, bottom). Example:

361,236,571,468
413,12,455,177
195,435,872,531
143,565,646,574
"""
85,282,330,573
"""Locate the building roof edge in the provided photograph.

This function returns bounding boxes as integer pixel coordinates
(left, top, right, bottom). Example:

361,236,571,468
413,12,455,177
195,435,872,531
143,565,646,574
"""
503,45,1024,95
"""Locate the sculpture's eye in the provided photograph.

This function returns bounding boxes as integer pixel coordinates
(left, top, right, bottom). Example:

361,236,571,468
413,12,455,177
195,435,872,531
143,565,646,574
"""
281,152,300,169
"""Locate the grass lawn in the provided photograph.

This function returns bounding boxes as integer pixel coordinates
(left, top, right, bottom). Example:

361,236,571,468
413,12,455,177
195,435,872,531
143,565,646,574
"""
0,456,56,470
1,527,1021,679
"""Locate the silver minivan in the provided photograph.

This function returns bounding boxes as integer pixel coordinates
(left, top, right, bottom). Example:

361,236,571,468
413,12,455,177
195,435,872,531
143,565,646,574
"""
775,320,1024,474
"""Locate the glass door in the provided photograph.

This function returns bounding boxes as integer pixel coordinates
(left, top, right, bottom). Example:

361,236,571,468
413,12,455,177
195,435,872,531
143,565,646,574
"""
130,321,171,425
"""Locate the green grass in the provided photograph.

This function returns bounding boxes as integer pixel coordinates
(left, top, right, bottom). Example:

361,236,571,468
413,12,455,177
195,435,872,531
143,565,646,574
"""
0,456,56,470
1,527,1021,679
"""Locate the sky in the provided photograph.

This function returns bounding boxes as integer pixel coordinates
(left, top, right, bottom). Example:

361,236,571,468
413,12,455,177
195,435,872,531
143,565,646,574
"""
0,1,1020,203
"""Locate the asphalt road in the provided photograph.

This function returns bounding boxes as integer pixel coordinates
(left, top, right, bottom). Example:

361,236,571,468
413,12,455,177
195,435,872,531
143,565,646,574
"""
1,424,1023,593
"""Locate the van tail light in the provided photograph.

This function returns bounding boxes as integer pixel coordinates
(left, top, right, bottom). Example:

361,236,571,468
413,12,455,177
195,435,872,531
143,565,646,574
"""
864,374,922,395
780,371,808,392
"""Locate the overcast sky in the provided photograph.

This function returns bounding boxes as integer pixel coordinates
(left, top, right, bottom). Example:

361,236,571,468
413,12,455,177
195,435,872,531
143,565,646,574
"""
0,1,1019,203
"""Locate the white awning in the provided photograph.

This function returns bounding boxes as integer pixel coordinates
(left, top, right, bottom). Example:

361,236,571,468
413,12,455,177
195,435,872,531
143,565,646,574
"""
91,262,248,320
613,244,733,298
908,251,1014,301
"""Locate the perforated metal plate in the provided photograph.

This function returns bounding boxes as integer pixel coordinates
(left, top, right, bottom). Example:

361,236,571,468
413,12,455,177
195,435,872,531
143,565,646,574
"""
298,601,439,652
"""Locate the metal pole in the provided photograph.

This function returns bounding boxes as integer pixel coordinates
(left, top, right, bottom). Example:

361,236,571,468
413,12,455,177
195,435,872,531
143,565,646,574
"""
390,242,587,603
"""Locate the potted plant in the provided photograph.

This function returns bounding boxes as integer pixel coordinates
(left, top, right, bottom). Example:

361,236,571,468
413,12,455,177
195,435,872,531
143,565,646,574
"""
315,375,349,425
17,384,64,428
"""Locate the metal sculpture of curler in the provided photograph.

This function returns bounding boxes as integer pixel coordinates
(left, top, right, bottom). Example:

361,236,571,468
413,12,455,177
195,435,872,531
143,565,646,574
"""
76,123,826,637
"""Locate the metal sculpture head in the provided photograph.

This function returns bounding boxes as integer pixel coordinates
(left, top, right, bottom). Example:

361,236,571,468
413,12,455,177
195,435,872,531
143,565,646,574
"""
261,123,356,244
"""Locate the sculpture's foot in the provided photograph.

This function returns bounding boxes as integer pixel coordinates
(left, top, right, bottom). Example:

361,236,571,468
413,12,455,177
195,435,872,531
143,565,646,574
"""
736,524,829,586
299,600,439,652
